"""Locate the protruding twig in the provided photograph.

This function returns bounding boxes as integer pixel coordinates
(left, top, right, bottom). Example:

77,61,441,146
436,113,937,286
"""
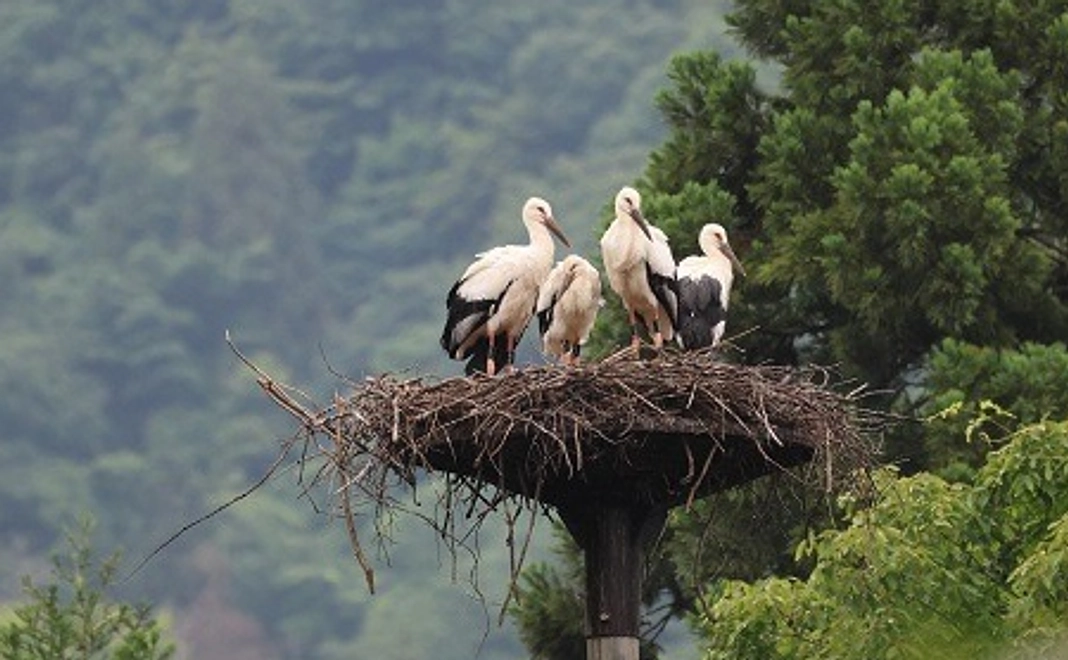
241,342,878,621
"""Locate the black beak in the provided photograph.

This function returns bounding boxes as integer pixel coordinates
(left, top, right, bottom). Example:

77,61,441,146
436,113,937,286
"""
544,215,571,248
721,243,746,277
628,207,653,241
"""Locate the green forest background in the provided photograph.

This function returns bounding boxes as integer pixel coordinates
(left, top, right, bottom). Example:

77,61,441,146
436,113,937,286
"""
0,1,737,658
5,0,1068,659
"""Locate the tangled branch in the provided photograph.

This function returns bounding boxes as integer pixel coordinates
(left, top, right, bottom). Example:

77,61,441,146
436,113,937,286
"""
242,342,879,603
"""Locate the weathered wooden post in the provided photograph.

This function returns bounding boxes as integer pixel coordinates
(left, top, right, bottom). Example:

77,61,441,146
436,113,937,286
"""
541,423,815,660
254,351,870,660
558,502,665,660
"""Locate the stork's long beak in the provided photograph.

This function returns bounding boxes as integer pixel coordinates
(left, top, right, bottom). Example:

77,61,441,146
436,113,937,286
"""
721,243,746,277
628,208,653,241
545,215,571,248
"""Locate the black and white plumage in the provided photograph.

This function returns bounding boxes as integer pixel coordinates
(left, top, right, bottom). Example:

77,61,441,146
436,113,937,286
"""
440,197,570,376
676,223,745,350
535,254,603,365
599,186,678,348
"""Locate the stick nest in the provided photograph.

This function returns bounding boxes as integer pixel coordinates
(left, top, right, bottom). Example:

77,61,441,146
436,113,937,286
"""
249,345,879,598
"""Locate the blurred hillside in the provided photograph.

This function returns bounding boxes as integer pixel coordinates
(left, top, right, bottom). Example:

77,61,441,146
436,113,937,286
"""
0,1,743,657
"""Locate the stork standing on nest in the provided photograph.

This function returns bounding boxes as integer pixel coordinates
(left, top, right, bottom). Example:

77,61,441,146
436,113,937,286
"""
441,197,571,376
600,186,678,349
536,254,603,365
676,223,745,350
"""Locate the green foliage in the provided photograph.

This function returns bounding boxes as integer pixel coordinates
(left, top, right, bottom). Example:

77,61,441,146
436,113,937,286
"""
512,528,586,660
513,563,586,660
1009,515,1068,643
628,1,1068,389
921,341,1068,474
927,341,1068,427
694,420,1068,659
0,522,175,660
757,47,1046,384
649,51,770,215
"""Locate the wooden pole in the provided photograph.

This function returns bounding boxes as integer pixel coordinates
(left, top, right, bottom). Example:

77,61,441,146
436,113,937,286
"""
559,502,667,660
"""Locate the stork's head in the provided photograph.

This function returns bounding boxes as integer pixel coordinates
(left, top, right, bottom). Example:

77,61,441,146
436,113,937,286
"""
524,196,571,248
560,253,596,279
699,223,746,276
615,186,652,240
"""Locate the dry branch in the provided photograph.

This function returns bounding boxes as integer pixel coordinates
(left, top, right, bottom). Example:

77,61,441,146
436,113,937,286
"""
250,346,879,597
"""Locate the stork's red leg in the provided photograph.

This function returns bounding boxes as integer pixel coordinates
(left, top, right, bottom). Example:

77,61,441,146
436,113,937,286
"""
628,310,641,349
504,334,517,373
486,333,497,376
652,314,664,348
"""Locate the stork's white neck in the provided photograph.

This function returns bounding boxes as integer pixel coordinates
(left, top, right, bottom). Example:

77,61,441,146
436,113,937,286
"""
526,217,557,259
616,211,644,240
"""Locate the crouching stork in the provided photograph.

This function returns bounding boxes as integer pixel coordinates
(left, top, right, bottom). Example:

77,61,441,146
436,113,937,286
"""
536,254,602,365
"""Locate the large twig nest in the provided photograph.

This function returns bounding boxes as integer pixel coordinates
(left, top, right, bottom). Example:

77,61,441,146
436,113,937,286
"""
247,344,878,594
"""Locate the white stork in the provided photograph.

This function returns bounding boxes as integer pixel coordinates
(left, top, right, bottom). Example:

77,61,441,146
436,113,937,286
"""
599,186,678,348
440,197,571,376
535,254,603,365
676,223,745,350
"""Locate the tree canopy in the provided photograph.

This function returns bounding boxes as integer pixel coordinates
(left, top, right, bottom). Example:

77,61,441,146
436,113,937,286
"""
700,419,1068,659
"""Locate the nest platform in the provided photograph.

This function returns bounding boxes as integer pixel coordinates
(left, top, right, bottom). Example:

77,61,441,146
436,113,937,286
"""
372,353,867,508
258,348,873,573
249,345,879,656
